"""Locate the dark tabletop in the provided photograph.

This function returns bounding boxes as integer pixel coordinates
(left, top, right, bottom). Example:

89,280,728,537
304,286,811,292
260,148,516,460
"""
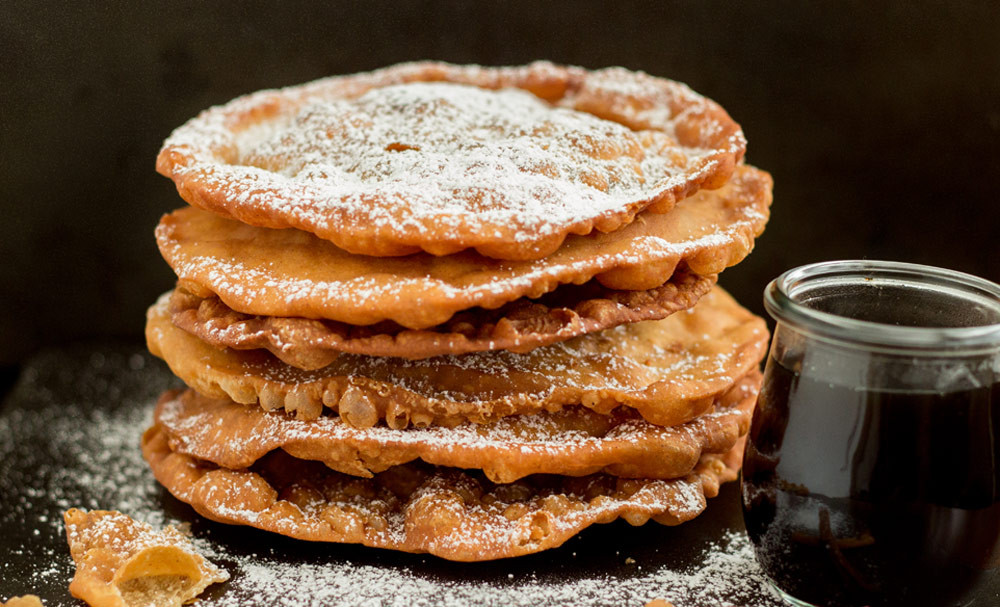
4,345,998,606
0,344,789,606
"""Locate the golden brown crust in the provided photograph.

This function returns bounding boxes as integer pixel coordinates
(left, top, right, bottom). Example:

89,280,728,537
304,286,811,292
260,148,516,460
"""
142,425,745,561
147,287,769,428
155,371,759,484
155,164,770,330
63,509,228,607
156,61,746,261
168,273,716,369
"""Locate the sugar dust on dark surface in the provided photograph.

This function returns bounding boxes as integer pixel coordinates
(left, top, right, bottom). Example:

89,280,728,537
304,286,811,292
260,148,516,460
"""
0,345,788,606
742,359,1000,607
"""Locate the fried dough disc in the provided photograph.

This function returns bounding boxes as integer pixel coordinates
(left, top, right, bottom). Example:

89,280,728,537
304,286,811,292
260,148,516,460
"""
156,164,771,330
156,61,746,261
169,272,716,369
142,422,745,561
146,287,768,428
155,371,759,484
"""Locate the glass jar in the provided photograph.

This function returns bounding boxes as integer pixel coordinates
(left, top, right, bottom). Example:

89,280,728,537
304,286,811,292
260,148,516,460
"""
742,260,1000,607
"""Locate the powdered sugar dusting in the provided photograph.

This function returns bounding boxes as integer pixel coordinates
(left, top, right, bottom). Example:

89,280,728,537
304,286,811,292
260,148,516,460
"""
193,528,780,607
158,61,746,258
221,82,697,241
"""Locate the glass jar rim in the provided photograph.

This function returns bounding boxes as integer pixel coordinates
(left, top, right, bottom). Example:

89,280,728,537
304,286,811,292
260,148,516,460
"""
764,260,1000,352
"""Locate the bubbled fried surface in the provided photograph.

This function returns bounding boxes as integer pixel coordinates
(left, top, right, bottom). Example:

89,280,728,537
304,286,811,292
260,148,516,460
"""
142,425,745,562
155,165,770,330
146,287,768,428
154,371,759,484
167,273,715,369
156,61,746,261
62,509,228,607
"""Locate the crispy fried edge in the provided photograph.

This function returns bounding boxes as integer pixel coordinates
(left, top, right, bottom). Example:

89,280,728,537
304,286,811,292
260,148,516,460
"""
147,288,770,428
169,273,716,369
155,370,760,483
142,426,745,561
154,164,771,329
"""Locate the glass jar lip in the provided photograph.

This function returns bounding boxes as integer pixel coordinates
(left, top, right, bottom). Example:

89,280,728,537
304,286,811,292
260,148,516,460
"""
764,260,1000,351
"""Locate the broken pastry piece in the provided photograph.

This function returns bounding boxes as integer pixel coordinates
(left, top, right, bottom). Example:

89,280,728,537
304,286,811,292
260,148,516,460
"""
63,509,228,607
0,597,44,607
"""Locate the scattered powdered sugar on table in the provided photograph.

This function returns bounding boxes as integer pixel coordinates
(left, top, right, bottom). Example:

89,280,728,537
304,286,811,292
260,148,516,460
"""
191,528,781,607
0,346,780,606
0,349,176,600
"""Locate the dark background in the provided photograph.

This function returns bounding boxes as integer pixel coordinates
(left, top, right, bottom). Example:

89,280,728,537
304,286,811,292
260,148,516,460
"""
3,0,1000,369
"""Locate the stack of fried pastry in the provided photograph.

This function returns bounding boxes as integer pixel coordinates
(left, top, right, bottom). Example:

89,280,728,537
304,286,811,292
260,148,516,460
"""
143,61,772,561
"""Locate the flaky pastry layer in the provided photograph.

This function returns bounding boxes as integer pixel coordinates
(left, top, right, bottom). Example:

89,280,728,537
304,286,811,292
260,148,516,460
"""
146,287,768,428
155,371,759,484
142,425,745,561
156,165,770,329
169,273,715,369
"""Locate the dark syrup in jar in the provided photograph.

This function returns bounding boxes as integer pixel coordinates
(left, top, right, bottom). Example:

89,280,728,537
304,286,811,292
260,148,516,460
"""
742,360,1000,607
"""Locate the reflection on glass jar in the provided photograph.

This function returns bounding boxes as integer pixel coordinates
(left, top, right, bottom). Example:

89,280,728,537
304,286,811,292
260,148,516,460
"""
742,260,1000,607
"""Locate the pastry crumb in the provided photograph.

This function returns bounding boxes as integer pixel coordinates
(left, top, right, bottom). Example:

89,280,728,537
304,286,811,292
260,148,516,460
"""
63,508,228,607
1,596,44,607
